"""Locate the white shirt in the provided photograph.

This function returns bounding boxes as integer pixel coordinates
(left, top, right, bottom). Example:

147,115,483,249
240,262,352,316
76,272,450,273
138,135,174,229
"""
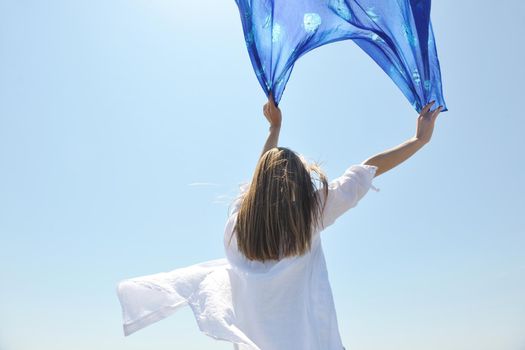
116,163,379,350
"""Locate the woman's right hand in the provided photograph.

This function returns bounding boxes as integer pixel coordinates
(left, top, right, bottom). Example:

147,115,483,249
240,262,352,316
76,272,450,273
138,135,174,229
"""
263,92,282,129
414,101,443,145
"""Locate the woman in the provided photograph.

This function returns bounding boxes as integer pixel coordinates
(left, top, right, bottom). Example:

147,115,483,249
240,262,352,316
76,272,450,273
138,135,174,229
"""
223,94,442,349
116,94,443,350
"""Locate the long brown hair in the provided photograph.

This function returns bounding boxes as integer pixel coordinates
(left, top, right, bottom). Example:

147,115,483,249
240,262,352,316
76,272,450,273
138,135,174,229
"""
231,147,329,262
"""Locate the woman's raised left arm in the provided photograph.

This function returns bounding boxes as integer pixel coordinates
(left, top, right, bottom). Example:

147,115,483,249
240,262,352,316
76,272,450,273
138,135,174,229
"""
259,92,282,158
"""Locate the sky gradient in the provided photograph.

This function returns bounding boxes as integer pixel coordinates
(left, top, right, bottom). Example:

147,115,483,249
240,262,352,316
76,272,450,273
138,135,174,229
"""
1,1,524,349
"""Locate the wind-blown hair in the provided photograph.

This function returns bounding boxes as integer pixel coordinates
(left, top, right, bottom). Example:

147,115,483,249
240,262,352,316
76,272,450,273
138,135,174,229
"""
232,147,329,262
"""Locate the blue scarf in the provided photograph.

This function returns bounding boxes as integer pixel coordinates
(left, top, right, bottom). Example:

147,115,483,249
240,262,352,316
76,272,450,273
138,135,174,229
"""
234,0,447,112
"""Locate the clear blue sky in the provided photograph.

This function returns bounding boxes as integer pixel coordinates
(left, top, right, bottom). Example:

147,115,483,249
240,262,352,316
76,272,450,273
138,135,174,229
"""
1,1,524,349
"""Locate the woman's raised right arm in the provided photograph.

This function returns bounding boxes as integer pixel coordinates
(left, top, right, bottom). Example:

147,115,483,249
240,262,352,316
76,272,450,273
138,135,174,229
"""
362,101,443,177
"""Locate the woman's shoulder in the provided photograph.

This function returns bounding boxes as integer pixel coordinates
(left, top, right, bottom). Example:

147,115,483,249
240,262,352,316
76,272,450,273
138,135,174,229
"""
223,212,238,247
227,182,250,217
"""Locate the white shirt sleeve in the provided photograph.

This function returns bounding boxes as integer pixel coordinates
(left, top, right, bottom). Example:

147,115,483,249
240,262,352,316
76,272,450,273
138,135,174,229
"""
318,163,380,230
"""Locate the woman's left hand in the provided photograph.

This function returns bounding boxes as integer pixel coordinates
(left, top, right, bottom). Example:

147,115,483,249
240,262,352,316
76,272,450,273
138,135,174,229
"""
263,92,282,129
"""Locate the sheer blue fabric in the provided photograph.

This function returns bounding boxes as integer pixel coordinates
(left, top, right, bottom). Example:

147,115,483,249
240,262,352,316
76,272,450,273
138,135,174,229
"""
234,0,447,113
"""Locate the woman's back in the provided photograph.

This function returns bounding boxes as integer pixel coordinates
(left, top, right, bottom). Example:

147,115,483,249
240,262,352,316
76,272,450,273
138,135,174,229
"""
115,163,378,350
226,217,339,349
223,164,379,349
